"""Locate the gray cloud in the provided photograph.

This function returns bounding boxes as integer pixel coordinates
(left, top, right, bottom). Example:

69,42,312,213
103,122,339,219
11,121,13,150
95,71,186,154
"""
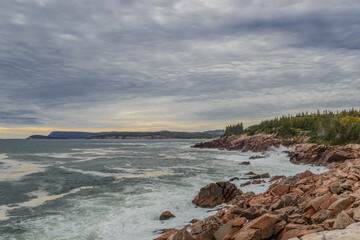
0,0,359,133
0,110,41,124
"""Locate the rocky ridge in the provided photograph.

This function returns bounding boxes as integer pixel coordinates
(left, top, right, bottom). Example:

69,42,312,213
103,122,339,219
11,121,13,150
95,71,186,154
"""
155,135,360,240
192,134,360,166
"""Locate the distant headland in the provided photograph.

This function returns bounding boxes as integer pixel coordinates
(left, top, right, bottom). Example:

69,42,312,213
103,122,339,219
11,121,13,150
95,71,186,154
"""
27,130,224,140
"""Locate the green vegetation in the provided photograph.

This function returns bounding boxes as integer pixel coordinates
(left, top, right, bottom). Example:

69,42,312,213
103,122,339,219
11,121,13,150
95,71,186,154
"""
224,123,244,136
223,109,360,145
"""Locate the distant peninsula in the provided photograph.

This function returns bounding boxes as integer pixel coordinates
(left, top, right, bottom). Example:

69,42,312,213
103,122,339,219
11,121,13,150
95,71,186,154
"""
27,130,224,140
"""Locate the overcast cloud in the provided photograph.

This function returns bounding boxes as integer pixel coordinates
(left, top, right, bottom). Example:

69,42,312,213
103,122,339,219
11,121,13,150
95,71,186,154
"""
1,0,360,136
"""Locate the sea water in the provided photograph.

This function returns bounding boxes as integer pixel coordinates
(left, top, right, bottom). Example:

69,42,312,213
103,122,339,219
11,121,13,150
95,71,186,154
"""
0,139,326,240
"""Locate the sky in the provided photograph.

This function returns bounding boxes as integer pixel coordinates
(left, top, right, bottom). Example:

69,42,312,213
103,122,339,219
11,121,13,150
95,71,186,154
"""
1,0,360,138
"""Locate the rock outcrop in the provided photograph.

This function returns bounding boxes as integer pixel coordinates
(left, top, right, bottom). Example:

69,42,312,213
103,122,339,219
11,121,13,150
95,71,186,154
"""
160,211,176,221
156,135,360,240
192,135,360,166
192,134,282,153
157,157,360,240
288,143,360,166
192,182,242,208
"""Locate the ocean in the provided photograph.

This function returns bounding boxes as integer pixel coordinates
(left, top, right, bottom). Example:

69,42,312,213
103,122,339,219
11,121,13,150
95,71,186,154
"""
0,139,326,240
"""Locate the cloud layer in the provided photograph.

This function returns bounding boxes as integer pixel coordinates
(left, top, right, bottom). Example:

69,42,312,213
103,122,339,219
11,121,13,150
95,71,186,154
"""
1,0,360,136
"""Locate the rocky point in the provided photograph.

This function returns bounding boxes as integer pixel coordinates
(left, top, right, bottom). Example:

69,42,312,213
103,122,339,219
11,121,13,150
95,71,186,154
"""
156,134,360,240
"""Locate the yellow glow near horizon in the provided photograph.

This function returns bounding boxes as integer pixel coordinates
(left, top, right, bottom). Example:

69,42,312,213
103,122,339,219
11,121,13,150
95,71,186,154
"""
0,119,260,139
0,124,217,139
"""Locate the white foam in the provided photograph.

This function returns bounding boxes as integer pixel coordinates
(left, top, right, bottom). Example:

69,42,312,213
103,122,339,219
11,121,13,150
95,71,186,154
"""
0,154,46,182
0,186,93,221
60,166,177,180
32,148,126,163
0,142,329,240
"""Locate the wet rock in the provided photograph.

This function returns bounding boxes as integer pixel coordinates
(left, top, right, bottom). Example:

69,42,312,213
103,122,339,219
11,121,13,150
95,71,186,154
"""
159,211,175,221
240,161,250,165
270,175,286,182
251,180,266,185
193,181,242,208
240,180,265,187
249,155,265,160
245,171,256,176
190,219,199,224
240,181,251,187
249,173,270,179
229,177,239,182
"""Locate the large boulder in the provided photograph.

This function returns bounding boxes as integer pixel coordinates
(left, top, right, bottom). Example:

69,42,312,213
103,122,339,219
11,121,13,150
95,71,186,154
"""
328,197,353,216
333,211,355,229
193,182,242,208
214,218,244,240
233,213,280,240
324,150,354,163
310,192,331,211
159,211,175,221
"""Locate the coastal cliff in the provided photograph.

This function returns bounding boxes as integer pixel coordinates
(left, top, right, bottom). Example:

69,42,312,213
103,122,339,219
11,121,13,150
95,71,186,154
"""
156,135,360,240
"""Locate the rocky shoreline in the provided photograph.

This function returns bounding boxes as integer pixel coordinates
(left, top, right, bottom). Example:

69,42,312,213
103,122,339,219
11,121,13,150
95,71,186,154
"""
155,134,360,240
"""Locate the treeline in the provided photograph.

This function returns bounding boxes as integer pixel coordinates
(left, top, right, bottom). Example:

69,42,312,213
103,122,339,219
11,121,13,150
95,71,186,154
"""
223,109,360,145
224,123,244,136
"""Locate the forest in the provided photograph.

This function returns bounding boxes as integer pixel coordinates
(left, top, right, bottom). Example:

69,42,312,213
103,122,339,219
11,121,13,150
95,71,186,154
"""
223,109,360,145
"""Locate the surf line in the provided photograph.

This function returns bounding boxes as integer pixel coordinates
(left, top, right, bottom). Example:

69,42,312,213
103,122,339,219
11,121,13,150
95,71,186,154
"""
0,186,93,221
60,166,178,180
